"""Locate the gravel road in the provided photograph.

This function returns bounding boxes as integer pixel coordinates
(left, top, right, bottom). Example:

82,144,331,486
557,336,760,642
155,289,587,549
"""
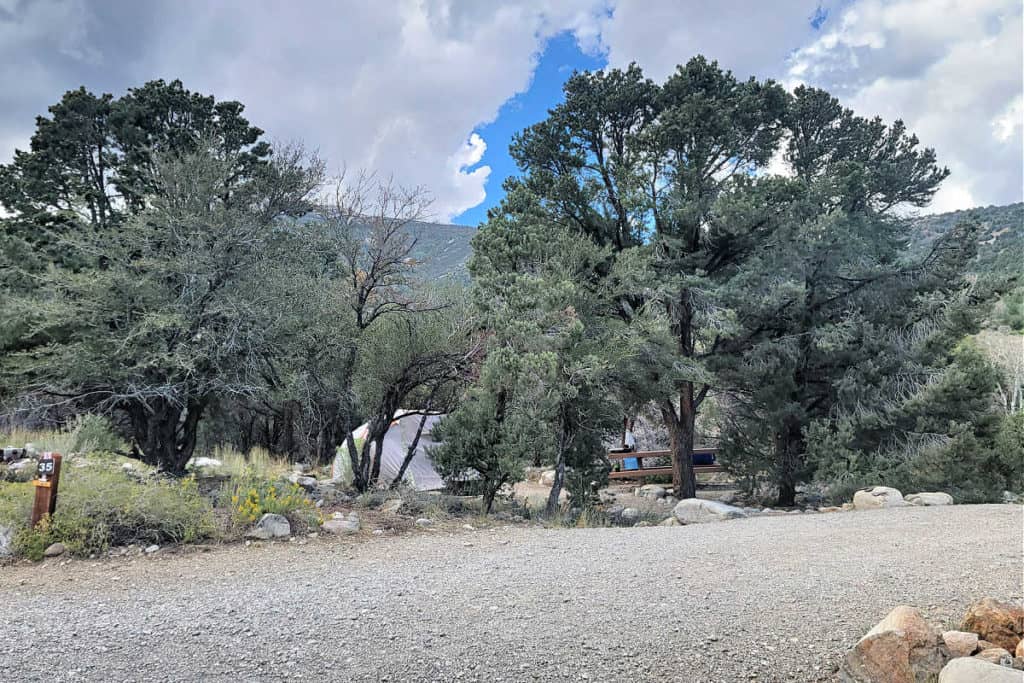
1,505,1021,682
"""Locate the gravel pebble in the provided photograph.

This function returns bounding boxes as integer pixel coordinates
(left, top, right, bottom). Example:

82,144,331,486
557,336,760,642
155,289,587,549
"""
0,505,1020,682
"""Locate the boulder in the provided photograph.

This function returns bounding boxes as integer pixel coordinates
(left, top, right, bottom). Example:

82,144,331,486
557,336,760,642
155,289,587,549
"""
287,473,319,491
620,507,641,525
190,457,222,469
976,649,1015,667
939,657,1024,682
672,498,748,524
962,598,1024,653
43,542,66,557
246,513,291,540
639,484,666,499
539,470,557,486
659,517,681,527
1017,640,1024,659
906,492,954,506
415,518,434,528
841,605,945,683
8,458,33,472
853,486,906,510
943,630,980,658
322,512,360,535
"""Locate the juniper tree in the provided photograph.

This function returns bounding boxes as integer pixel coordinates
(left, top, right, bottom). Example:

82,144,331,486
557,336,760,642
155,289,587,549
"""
501,57,788,497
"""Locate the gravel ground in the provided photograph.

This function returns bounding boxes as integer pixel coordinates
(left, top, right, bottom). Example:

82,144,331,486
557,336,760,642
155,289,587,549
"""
1,504,1021,682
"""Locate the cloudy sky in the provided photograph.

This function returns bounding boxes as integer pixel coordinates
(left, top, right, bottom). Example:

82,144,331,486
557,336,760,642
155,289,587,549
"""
1,0,1021,225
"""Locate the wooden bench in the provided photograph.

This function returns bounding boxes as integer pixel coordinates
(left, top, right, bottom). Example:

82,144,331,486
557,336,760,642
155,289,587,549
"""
606,449,723,480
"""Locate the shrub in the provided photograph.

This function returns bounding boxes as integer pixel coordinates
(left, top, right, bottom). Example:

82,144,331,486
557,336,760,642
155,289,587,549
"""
5,463,215,559
222,468,320,531
68,414,125,454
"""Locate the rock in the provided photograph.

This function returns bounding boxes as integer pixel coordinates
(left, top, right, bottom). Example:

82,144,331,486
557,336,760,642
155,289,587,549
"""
906,492,954,506
672,498,748,524
943,630,980,657
1014,657,1024,671
415,518,434,527
246,513,291,540
1017,640,1024,659
662,496,679,507
939,657,1024,682
639,484,666,499
322,518,360,535
841,605,944,683
8,458,32,472
976,649,1015,667
43,542,66,557
962,598,1024,653
144,544,160,554
852,486,906,510
189,457,222,469
841,502,855,510
539,470,556,486
381,499,404,514
0,525,13,557
287,473,318,491
620,507,641,524
1003,491,1023,505
659,517,681,527
818,506,843,513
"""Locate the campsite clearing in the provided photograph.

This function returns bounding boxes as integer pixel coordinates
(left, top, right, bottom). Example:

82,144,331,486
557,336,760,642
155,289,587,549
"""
2,504,1020,682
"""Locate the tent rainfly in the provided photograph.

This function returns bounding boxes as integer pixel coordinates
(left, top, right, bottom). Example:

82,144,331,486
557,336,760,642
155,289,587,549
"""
332,411,446,490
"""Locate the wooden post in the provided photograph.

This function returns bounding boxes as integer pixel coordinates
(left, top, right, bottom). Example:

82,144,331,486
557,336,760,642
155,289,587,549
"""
30,452,62,527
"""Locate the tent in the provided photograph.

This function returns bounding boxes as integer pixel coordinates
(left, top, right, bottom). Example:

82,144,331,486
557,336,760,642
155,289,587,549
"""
332,411,446,490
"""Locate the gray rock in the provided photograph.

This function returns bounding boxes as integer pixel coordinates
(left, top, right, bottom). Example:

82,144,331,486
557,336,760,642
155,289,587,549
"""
673,498,748,524
939,657,1023,682
639,484,666,499
8,458,32,472
539,470,556,486
322,518,360,535
43,542,66,557
906,492,954,506
415,518,434,527
246,513,291,540
287,474,319,491
189,457,222,469
620,507,641,524
144,544,160,554
659,517,681,527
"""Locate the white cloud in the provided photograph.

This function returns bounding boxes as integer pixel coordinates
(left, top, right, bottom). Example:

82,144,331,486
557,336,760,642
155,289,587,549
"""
1,0,1020,219
785,0,1023,212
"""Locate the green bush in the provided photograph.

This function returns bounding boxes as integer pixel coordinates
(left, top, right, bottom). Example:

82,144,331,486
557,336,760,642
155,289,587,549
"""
68,414,125,454
221,468,320,532
5,463,215,560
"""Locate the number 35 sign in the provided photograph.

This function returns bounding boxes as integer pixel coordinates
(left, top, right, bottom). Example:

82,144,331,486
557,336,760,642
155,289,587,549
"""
31,452,62,527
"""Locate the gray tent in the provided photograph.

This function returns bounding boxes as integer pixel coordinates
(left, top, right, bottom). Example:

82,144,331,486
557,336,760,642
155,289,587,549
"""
332,411,446,490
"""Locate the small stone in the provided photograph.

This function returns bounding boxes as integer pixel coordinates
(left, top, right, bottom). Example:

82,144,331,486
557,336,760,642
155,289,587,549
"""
246,513,291,540
943,630,980,658
415,518,434,527
659,517,681,526
144,544,159,554
322,519,359,535
43,542,66,557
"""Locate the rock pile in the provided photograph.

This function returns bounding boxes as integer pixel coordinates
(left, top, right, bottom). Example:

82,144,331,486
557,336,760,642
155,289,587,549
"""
840,598,1024,682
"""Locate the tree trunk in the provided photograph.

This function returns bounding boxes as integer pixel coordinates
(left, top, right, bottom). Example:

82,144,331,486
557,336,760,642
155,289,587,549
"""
545,426,568,515
129,397,205,475
391,412,430,489
774,414,803,507
663,393,697,500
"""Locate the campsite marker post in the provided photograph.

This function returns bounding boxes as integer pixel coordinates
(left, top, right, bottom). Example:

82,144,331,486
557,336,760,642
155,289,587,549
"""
30,452,62,527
